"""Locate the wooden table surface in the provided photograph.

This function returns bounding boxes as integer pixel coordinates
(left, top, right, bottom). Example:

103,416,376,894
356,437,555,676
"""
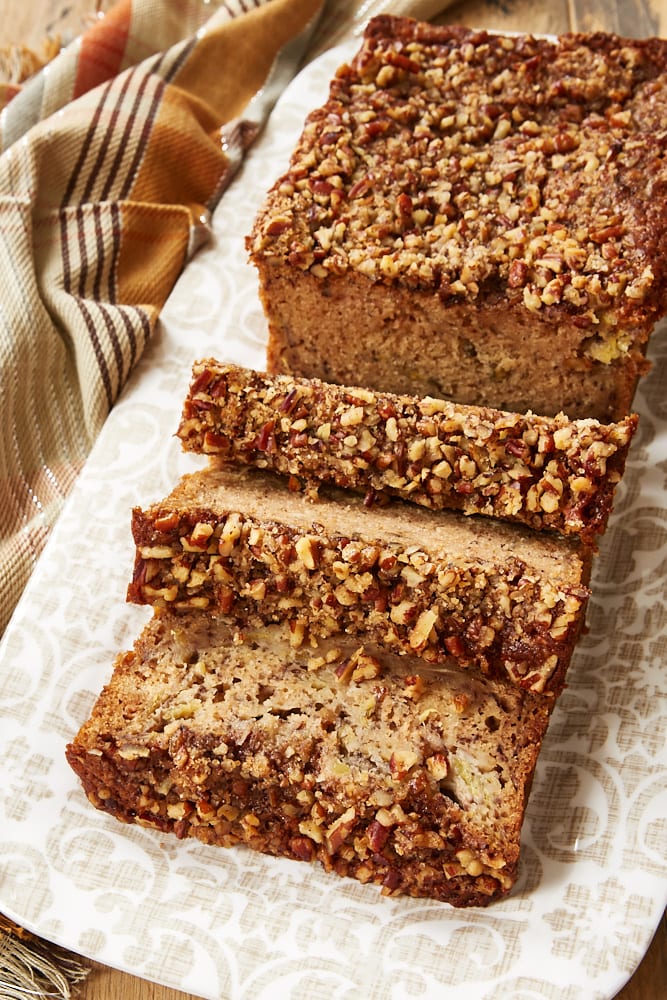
1,1,665,998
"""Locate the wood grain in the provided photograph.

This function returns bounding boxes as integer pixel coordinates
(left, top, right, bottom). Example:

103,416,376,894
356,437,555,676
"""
0,1,664,998
0,0,101,48
78,963,194,1000
568,0,667,38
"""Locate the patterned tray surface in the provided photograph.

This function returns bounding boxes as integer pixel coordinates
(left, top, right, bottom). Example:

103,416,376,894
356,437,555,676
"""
0,43,665,1000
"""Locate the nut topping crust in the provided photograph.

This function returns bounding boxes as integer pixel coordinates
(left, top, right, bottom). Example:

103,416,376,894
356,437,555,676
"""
127,466,591,696
177,360,637,543
250,18,667,340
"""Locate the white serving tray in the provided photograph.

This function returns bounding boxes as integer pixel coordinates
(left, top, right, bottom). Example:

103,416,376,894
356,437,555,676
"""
0,42,665,1000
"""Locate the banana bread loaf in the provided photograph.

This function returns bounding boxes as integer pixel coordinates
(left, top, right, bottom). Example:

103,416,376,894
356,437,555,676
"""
177,359,637,542
127,466,591,695
66,609,553,907
248,17,667,420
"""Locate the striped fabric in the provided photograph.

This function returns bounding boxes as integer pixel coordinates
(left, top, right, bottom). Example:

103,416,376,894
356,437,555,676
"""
0,0,323,634
0,0,454,635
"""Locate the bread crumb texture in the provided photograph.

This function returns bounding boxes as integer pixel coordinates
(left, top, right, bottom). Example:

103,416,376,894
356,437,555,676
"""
66,611,552,907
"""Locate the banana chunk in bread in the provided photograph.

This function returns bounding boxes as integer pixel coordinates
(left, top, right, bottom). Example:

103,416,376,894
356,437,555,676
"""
66,610,552,907
177,359,637,542
128,466,591,695
248,17,667,420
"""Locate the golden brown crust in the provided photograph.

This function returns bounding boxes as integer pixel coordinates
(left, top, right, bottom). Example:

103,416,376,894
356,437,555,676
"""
248,18,667,418
66,610,552,907
127,466,591,696
177,359,637,542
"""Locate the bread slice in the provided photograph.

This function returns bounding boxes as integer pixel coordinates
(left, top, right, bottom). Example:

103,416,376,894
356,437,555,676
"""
248,17,667,420
127,466,591,695
177,359,637,542
66,609,553,907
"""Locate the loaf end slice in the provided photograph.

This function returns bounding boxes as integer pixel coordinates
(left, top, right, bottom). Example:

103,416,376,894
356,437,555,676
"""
66,610,552,907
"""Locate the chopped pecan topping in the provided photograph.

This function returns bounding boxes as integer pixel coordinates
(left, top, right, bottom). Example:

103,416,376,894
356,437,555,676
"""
177,361,637,542
249,18,667,351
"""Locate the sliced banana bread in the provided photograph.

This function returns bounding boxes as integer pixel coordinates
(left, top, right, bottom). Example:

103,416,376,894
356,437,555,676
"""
127,466,591,695
177,359,637,542
66,609,552,907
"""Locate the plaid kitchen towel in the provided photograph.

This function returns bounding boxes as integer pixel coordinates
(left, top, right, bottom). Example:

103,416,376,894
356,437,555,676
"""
0,0,454,636
0,0,325,635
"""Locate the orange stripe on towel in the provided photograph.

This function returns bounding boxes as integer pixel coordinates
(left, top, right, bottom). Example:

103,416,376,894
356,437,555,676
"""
73,0,133,99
